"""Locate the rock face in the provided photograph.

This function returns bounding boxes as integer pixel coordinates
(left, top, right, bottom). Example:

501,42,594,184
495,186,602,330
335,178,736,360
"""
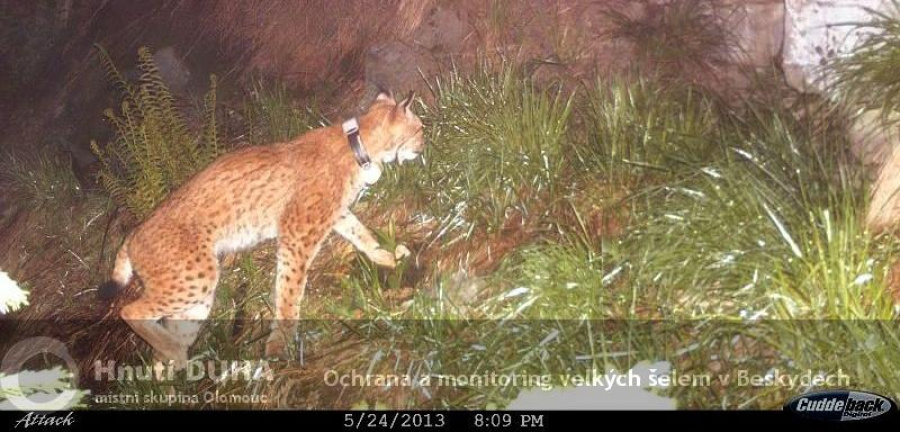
782,0,889,92
725,0,890,92
152,46,192,96
779,0,897,164
360,4,467,105
4,1,900,230
364,42,423,104
727,0,785,69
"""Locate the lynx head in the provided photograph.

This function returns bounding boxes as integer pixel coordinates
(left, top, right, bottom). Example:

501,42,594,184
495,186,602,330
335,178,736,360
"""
362,90,425,165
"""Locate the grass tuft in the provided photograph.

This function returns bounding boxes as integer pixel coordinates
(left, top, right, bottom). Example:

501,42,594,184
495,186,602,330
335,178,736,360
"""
0,149,83,211
244,80,328,145
829,1,900,118
577,76,721,187
602,0,736,82
375,62,575,238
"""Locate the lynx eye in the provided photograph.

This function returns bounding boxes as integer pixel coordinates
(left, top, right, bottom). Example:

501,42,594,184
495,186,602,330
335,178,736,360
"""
398,126,424,144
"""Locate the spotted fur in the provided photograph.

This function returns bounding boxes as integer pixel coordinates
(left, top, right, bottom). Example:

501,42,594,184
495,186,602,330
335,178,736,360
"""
102,92,424,367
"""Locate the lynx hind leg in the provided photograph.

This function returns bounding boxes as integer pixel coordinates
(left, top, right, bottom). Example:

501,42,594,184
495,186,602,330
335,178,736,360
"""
265,223,329,359
161,291,215,360
121,297,189,369
121,251,219,370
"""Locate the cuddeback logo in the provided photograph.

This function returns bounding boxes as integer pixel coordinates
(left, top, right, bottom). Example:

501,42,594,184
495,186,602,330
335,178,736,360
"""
785,390,896,422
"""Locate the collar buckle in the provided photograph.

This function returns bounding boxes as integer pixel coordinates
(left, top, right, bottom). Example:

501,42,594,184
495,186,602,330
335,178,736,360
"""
341,118,359,135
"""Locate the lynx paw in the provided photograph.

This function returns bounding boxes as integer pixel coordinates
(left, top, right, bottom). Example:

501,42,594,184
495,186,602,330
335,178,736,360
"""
153,349,189,372
394,244,411,260
369,248,397,269
264,333,288,359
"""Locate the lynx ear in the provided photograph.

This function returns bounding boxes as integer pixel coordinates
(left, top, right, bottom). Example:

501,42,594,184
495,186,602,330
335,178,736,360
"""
398,90,416,113
376,88,394,103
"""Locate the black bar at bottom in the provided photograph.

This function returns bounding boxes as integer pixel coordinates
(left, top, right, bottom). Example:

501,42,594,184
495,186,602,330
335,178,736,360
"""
1,410,897,431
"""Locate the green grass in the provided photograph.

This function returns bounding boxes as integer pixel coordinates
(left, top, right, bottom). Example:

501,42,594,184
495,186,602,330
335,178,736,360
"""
829,0,900,119
0,146,114,289
244,80,328,145
374,63,575,237
577,76,721,187
490,241,617,319
301,68,759,408
619,100,900,403
351,68,900,408
624,104,880,318
97,56,900,410
0,149,83,211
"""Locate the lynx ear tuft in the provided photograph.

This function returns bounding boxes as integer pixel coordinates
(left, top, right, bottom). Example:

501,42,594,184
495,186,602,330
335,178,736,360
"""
398,90,416,113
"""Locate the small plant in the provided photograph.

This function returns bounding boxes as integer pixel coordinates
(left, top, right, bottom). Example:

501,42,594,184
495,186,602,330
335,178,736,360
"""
90,46,224,218
0,272,89,410
0,367,89,410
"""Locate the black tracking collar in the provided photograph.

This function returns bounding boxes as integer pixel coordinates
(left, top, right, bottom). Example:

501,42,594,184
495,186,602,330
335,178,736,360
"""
341,118,371,168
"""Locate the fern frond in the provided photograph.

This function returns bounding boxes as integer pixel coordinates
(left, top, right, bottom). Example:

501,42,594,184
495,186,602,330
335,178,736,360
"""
92,47,224,218
201,74,220,165
95,44,137,107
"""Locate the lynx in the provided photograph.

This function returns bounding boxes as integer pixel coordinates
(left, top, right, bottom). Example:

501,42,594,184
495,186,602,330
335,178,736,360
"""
100,91,424,367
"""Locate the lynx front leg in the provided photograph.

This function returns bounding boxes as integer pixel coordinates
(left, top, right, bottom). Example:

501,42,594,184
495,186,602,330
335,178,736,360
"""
265,224,328,359
332,211,409,268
